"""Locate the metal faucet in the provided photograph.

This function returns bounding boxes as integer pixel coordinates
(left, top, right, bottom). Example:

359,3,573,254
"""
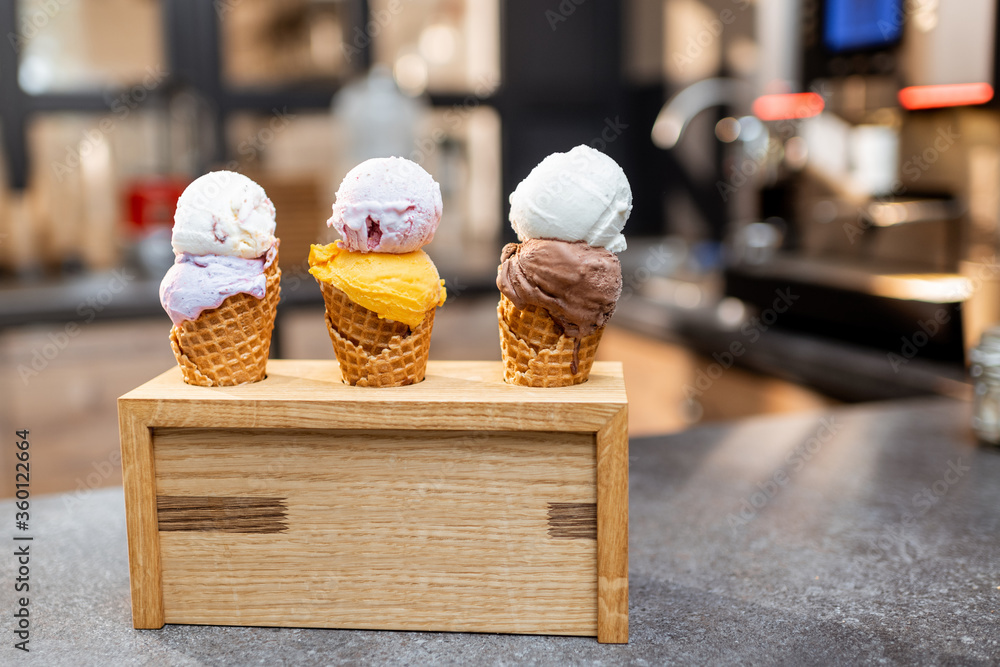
651,78,753,149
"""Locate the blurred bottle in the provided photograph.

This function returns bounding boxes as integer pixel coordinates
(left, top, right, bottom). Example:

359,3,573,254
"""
331,65,428,166
970,325,1000,445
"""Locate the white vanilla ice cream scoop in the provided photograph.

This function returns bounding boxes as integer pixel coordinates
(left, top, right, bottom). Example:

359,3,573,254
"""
171,171,277,259
508,145,632,253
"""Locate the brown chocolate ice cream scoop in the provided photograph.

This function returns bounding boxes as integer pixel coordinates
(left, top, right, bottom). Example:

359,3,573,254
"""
497,238,622,339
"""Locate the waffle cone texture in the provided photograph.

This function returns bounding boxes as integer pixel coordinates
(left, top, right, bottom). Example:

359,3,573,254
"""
169,258,281,387
497,293,603,387
319,281,435,387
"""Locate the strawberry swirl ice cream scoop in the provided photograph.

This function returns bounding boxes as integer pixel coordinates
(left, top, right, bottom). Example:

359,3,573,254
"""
328,157,442,254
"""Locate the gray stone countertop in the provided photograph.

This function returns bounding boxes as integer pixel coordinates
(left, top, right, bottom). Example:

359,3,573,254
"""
2,397,999,665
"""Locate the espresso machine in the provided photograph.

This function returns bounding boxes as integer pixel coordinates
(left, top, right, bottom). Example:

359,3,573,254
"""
724,0,1000,364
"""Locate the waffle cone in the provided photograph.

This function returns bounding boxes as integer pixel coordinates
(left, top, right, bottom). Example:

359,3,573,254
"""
319,281,435,387
169,257,281,387
498,293,604,387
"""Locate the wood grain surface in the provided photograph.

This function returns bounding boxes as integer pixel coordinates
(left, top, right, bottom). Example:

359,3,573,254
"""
547,503,598,539
119,360,627,432
153,428,598,635
119,361,629,641
597,406,629,643
157,495,288,533
117,404,163,629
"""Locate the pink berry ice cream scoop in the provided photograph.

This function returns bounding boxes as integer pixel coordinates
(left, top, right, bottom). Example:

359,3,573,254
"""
159,252,277,326
327,156,443,254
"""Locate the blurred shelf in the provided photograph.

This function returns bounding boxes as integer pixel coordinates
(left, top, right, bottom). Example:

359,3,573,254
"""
612,240,969,403
732,254,968,303
0,270,163,329
725,254,966,364
613,290,969,404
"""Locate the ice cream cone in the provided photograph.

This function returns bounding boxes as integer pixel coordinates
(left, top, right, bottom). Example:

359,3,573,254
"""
497,293,604,387
320,281,435,387
169,258,281,387
312,156,445,385
496,146,630,388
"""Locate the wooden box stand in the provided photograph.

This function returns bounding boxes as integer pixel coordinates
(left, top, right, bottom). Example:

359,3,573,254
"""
118,360,629,643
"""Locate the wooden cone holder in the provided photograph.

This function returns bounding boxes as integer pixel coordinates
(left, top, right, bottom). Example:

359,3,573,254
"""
118,360,629,643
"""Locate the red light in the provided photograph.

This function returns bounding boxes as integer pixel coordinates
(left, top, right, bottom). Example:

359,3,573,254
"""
898,83,994,110
751,93,825,121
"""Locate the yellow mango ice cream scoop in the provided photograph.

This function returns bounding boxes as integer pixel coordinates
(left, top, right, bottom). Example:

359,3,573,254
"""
308,242,446,329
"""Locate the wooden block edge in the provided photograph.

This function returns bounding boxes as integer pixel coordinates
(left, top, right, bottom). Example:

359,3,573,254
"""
118,399,165,629
596,406,629,643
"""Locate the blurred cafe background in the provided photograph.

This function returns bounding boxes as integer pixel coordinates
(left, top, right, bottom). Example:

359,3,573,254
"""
2,0,999,495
